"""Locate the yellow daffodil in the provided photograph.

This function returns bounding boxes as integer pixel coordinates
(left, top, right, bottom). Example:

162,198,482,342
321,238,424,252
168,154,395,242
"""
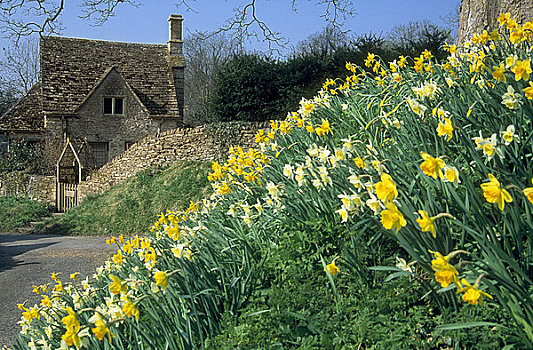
109,275,127,295
437,117,453,141
354,155,365,169
492,63,506,82
416,210,436,238
90,313,111,342
70,272,80,281
112,250,123,266
315,119,332,136
429,251,460,288
154,271,169,290
375,173,398,203
524,82,533,99
336,206,349,223
481,174,513,210
510,59,532,81
325,260,340,276
443,166,460,185
122,297,139,321
509,26,524,45
420,152,445,179
380,203,407,232
457,278,493,305
61,308,82,348
498,12,511,26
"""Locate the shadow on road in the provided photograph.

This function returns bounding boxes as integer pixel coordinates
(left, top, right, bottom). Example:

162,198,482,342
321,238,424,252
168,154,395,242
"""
0,234,59,274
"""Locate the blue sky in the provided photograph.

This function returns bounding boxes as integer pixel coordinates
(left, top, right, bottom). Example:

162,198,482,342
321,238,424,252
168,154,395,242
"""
53,0,460,52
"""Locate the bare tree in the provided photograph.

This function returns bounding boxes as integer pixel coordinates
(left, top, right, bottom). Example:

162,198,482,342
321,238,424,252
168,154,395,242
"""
0,0,354,52
183,31,241,126
292,25,349,56
457,0,533,45
0,0,65,41
1,37,39,95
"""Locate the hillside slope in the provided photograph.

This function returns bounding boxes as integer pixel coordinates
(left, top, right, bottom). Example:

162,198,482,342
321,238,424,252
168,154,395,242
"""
41,161,210,236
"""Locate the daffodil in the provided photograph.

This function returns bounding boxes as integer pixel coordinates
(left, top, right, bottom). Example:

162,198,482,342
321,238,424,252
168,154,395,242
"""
481,174,513,210
437,117,453,141
416,210,436,238
501,125,518,145
523,178,533,205
420,152,445,179
325,260,340,276
122,297,139,321
61,308,83,348
154,271,169,290
443,166,460,185
523,82,533,99
492,63,506,82
375,173,398,203
429,251,460,288
90,313,112,342
109,275,127,295
457,278,493,305
498,12,511,26
315,119,332,136
510,59,532,81
380,203,407,232
502,85,523,109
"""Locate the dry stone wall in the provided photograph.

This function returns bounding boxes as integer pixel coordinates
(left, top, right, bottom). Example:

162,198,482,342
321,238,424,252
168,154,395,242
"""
79,122,268,200
0,172,56,206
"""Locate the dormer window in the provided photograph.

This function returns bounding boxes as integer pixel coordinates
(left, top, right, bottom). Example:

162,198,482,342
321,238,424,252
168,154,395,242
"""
103,97,124,115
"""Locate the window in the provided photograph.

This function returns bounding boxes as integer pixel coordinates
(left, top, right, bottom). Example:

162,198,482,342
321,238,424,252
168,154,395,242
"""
103,97,124,115
89,142,109,168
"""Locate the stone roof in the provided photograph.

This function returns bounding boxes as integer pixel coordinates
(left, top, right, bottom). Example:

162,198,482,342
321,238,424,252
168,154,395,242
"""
40,36,180,118
0,83,44,131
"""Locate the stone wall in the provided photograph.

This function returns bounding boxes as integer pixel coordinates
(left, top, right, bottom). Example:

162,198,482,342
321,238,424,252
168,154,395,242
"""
79,121,268,200
0,172,55,206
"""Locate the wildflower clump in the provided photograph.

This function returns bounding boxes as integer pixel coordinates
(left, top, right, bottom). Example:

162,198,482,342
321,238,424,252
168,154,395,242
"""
15,14,533,349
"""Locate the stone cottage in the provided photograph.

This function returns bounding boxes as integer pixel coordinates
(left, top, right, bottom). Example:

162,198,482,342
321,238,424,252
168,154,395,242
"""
0,15,185,168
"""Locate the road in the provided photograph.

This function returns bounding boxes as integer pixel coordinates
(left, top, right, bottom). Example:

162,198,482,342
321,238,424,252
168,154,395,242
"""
0,233,115,349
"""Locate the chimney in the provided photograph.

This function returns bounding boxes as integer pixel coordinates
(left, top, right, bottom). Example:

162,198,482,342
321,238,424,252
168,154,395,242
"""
167,14,185,126
168,14,183,56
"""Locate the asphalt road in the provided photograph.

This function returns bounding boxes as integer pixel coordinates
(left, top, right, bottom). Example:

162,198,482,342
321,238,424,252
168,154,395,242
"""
0,233,115,349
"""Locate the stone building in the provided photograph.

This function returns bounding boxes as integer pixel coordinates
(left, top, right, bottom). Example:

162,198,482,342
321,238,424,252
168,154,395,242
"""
0,15,185,168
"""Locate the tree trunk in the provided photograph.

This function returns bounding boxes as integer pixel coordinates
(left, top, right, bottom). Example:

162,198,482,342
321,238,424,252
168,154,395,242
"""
457,0,533,45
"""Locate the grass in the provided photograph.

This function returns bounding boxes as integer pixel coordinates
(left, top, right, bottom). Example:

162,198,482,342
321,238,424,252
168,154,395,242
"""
40,161,211,236
0,196,52,232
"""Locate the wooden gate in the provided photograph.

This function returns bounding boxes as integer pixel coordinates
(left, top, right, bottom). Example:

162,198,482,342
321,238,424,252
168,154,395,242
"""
56,138,89,212
57,182,79,212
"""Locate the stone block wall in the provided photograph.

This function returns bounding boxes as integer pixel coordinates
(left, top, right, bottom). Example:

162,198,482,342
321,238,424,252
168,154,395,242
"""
78,121,268,200
0,172,55,206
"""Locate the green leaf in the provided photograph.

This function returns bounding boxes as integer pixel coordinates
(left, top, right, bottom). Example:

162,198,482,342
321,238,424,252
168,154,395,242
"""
435,321,502,331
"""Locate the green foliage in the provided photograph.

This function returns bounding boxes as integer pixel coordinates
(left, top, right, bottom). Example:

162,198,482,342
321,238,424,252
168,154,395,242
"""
210,23,450,124
0,196,51,232
206,237,516,349
42,161,211,236
212,54,285,122
0,139,44,174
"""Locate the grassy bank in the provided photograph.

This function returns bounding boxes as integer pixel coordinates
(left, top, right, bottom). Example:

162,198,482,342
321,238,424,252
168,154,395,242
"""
0,196,52,232
40,161,211,236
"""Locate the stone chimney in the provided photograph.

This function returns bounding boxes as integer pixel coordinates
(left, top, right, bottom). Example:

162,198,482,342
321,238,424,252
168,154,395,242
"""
167,14,185,125
167,14,183,56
